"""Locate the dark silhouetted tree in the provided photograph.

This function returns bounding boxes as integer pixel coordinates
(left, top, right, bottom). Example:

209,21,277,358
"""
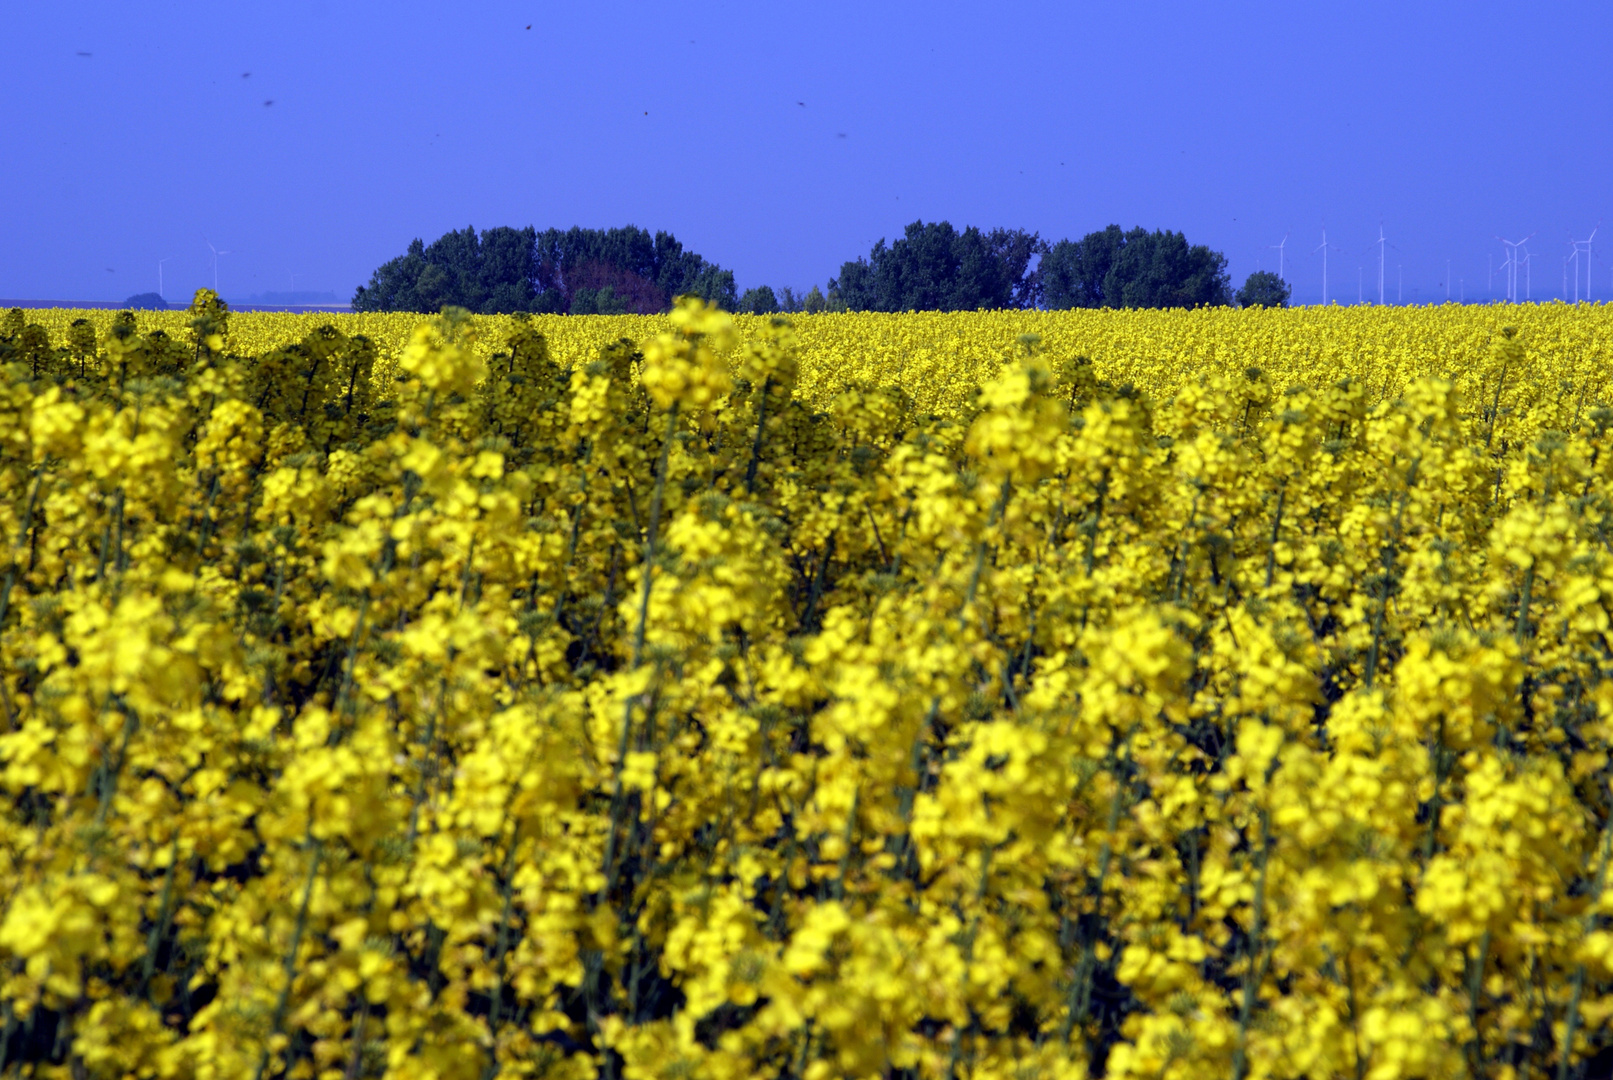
738,286,779,314
352,225,538,313
353,224,737,314
1042,226,1231,309
1235,271,1291,308
829,221,1046,311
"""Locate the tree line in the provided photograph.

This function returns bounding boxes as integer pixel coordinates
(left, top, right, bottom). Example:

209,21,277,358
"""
351,220,1292,315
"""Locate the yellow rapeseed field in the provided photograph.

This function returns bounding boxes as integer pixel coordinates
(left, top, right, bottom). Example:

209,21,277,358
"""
2,292,1612,1079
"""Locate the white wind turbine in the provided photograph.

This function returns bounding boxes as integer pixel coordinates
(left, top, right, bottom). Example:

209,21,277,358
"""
1496,235,1534,303
1569,225,1598,303
205,238,231,294
1314,228,1342,305
1371,225,1399,305
1267,233,1289,285
158,257,172,300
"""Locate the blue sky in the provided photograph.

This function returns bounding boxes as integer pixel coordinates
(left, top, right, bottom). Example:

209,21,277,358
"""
6,1,1610,305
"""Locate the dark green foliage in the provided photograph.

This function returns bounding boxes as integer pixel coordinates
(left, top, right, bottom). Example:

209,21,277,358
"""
533,226,733,312
352,226,539,315
353,225,737,315
1236,271,1292,309
829,221,1046,312
569,286,630,316
738,286,779,315
123,293,169,310
1042,226,1232,309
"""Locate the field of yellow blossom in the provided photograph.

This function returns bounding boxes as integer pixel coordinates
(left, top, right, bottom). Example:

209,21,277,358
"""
2,293,1612,1080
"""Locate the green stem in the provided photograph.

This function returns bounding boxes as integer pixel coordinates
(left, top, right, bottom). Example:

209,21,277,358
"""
1555,809,1613,1080
630,405,679,669
137,834,183,998
253,837,323,1080
962,479,1013,632
744,376,772,495
1263,484,1286,589
1467,930,1490,1080
1232,808,1273,1080
0,467,44,630
482,821,523,1080
1061,737,1130,1045
946,845,996,1080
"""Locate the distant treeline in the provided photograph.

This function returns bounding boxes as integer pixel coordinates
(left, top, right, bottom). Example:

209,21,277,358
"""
352,226,737,315
353,220,1287,314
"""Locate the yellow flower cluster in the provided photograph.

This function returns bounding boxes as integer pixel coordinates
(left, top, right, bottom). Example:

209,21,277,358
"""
0,293,1612,1079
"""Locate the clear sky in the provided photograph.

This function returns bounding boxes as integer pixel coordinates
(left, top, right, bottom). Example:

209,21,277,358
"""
6,1,1610,306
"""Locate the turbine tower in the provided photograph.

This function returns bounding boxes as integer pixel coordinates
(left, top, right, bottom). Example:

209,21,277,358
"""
1569,225,1598,303
158,257,172,301
1372,226,1398,305
1313,229,1341,305
1376,227,1387,304
1496,235,1534,303
205,238,231,295
1268,233,1289,285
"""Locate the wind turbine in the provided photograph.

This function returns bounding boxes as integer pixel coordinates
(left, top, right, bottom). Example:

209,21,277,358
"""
1496,235,1534,303
1267,233,1289,285
1569,225,1598,303
158,257,172,300
205,238,231,294
1314,228,1341,305
1372,225,1398,305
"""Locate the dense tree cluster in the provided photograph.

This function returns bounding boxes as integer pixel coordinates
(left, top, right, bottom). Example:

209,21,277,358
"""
351,225,736,314
829,221,1046,312
1040,225,1233,310
352,219,1239,315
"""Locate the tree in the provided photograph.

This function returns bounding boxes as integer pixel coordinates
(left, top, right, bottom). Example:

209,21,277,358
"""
533,226,736,313
353,224,737,314
1236,271,1291,309
829,220,1046,312
738,286,779,314
352,225,538,314
1042,226,1232,309
569,286,630,315
123,292,168,310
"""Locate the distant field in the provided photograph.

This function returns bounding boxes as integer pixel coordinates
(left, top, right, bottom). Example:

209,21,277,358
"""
16,299,1613,415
